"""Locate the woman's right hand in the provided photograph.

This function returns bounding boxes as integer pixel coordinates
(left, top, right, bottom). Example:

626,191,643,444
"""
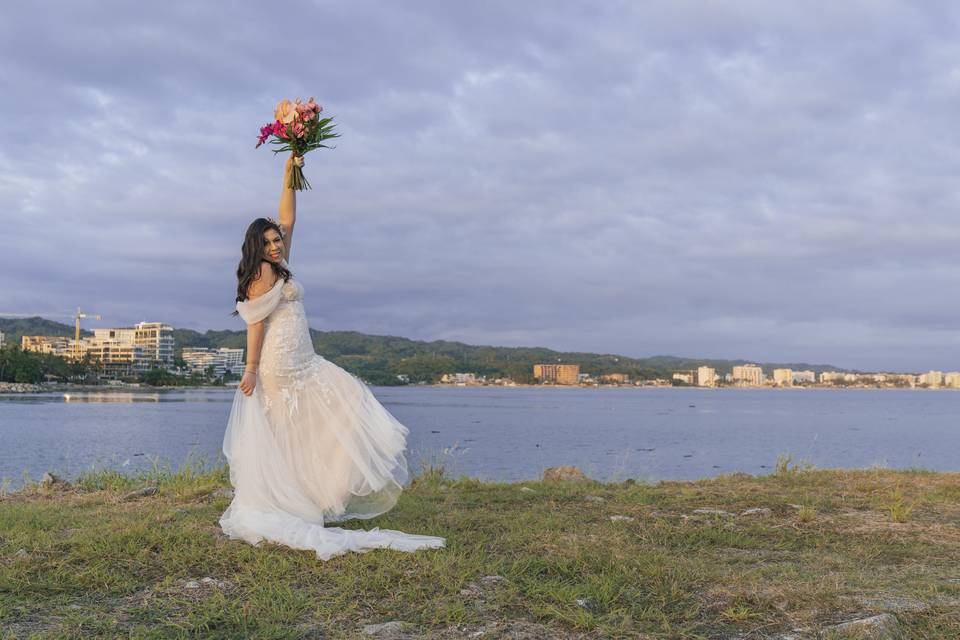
239,371,257,396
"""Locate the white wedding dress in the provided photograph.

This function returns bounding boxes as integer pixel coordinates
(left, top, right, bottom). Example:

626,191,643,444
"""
219,260,445,560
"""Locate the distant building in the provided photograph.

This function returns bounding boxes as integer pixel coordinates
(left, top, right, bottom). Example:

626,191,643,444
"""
772,368,793,387
182,347,244,377
672,371,694,385
440,372,481,385
944,372,960,389
792,370,815,384
533,363,580,385
599,373,630,384
0,329,4,348
22,321,175,378
919,370,944,388
732,364,764,386
133,322,175,367
819,371,857,384
696,366,716,387
22,335,71,355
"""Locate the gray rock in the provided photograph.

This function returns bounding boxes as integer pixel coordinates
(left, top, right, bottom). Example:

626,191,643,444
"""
819,613,902,639
518,486,535,492
479,575,507,585
609,515,635,522
740,507,773,517
12,548,29,558
362,620,411,637
40,472,68,488
199,576,230,589
210,487,234,499
542,465,587,481
692,508,735,517
122,486,158,501
183,580,200,589
584,495,605,502
575,597,594,611
856,595,928,613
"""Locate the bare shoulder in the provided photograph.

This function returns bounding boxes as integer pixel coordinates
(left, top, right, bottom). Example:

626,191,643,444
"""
246,261,278,299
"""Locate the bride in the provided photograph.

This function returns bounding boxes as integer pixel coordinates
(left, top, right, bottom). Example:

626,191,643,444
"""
218,153,445,560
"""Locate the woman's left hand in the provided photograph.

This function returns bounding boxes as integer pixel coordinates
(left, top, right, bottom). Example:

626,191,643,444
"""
239,371,257,396
285,154,305,172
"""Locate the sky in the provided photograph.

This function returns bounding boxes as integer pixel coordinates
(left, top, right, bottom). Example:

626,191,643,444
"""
3,1,960,372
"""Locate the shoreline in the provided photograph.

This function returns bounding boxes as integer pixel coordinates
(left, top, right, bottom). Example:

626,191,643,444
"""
1,382,951,394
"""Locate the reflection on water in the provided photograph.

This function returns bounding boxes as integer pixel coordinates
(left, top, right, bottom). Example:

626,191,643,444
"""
64,392,161,403
0,390,234,404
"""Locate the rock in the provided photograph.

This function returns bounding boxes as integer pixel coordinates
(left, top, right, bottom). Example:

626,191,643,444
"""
543,465,587,481
210,487,234,499
199,577,230,589
609,515,635,522
40,472,68,488
740,507,773,517
819,613,903,639
575,597,594,611
122,486,158,501
479,575,507,586
584,495,605,502
856,596,929,613
12,548,29,559
362,620,411,637
183,580,200,589
692,508,735,517
519,486,535,492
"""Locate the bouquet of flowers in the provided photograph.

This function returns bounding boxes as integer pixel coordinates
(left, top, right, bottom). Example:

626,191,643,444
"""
256,97,339,190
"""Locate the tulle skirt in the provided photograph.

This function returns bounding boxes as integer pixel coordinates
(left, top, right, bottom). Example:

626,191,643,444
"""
218,355,445,560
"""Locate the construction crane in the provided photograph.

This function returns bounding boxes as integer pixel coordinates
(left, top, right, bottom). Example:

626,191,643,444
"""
0,309,103,341
74,308,102,341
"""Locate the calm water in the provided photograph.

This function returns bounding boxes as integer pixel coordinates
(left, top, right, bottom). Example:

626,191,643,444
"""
1,386,957,490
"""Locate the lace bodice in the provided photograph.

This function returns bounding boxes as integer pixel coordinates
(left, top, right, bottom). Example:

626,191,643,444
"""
260,276,316,376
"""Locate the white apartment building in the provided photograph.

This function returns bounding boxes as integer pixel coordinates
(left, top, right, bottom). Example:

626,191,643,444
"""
792,370,816,384
919,370,944,388
943,372,960,388
696,366,716,387
22,321,175,377
772,368,793,387
182,347,245,377
732,364,764,386
0,329,4,348
820,371,857,384
672,371,694,385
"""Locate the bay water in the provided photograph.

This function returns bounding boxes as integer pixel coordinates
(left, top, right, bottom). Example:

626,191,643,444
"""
1,386,957,491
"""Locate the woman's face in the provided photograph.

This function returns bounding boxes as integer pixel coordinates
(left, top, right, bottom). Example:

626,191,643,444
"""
262,228,284,263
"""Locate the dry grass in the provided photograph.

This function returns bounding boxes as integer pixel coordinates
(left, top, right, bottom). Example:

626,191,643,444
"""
1,461,959,638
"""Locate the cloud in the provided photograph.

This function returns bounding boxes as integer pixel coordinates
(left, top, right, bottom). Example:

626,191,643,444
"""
3,1,960,371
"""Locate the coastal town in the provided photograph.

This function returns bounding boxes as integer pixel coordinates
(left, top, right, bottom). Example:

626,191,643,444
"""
3,323,959,390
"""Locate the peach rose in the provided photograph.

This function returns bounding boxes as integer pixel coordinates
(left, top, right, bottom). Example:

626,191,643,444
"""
274,99,299,125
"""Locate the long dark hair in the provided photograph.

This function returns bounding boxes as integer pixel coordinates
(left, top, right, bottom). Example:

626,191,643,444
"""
233,218,292,312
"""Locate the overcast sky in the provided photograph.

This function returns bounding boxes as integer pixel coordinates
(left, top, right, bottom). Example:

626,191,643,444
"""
3,1,960,372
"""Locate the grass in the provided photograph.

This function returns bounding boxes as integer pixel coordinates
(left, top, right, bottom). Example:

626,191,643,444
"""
2,458,960,638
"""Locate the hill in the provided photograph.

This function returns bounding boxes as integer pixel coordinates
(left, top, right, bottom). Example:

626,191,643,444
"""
2,316,846,385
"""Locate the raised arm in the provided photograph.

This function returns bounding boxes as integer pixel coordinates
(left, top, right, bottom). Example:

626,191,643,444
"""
278,153,304,262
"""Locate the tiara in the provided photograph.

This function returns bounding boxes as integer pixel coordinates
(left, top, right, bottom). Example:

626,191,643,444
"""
266,217,285,237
